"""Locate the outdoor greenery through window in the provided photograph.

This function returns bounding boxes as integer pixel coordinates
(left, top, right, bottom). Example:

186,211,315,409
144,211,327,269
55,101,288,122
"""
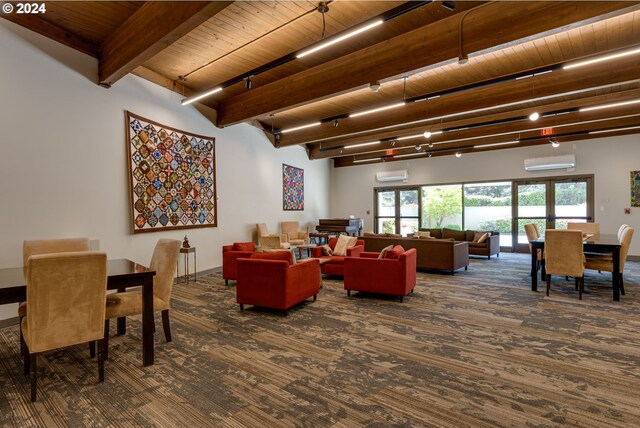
464,182,512,247
421,185,462,230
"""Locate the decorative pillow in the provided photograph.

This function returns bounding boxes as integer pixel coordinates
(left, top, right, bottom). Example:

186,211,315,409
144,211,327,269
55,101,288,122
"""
475,232,489,244
322,244,333,256
333,235,358,256
232,242,255,252
385,245,405,260
251,250,291,265
416,231,431,239
378,245,394,259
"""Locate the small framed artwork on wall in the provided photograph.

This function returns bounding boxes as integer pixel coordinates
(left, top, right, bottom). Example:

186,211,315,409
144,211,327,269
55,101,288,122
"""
283,164,304,211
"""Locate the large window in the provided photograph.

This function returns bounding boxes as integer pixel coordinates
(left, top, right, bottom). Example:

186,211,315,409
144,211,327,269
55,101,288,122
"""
463,182,512,247
421,185,462,230
375,175,592,251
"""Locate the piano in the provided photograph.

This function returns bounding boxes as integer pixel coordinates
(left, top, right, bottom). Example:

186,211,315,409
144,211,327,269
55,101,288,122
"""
316,218,363,236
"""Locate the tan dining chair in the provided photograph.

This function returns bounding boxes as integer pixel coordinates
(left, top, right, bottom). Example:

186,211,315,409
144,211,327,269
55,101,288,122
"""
257,223,290,249
618,224,630,241
585,226,634,295
22,251,107,402
544,230,586,299
102,239,180,359
524,224,542,275
19,238,91,355
281,221,309,246
567,222,600,238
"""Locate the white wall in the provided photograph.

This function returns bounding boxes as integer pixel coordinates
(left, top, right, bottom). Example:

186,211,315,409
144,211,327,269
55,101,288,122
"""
331,137,640,255
0,20,330,320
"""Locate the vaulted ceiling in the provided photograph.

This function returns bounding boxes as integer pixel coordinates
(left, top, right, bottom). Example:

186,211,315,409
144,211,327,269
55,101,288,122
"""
5,1,640,167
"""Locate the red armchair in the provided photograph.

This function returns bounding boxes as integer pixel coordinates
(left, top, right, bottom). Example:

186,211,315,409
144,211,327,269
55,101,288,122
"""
222,242,256,285
236,252,320,314
343,247,417,302
310,237,364,276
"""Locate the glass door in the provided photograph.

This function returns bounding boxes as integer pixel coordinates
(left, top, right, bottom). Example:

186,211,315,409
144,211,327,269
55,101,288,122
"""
513,176,593,252
375,188,420,236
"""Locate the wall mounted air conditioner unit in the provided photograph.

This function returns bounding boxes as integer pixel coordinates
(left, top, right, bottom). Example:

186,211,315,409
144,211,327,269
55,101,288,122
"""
376,169,408,182
524,154,576,172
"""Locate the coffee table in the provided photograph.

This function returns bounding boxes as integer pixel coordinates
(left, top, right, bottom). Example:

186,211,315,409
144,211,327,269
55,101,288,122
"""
293,244,317,259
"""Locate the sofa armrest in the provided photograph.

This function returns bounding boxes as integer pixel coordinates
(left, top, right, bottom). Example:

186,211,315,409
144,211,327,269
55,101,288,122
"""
453,242,470,267
222,245,234,253
360,251,380,258
346,244,364,257
488,234,500,254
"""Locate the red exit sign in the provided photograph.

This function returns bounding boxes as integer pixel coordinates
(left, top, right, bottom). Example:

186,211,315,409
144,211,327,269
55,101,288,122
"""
541,127,555,136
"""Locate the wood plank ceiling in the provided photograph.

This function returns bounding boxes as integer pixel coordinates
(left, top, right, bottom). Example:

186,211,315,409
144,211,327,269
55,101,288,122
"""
4,1,640,167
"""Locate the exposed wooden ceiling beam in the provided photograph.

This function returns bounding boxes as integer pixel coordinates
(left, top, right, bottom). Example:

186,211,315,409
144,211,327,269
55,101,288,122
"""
2,13,98,57
309,87,640,159
217,1,636,127
279,53,640,147
333,116,640,167
99,1,232,87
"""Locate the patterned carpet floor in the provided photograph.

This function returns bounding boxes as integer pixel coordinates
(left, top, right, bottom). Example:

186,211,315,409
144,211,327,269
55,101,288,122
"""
1,252,640,427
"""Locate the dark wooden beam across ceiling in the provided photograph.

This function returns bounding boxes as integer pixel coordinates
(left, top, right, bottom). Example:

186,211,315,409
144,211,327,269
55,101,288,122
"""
2,13,98,57
98,1,233,87
217,1,635,127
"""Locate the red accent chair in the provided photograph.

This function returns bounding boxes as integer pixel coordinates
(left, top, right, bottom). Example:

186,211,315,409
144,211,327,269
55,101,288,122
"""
222,242,256,285
343,247,417,302
310,237,364,276
236,252,320,314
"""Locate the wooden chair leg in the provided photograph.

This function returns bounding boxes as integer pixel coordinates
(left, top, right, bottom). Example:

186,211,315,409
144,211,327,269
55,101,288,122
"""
225,279,228,285
30,354,37,402
103,319,110,361
19,318,24,356
23,344,30,375
239,303,244,311
574,277,579,291
399,296,404,303
98,338,105,383
161,309,171,343
313,294,317,302
620,274,625,295
347,290,351,297
578,276,584,300
546,274,551,296
89,341,96,359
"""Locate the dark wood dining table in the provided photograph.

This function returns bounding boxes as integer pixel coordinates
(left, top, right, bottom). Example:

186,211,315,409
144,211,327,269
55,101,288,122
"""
0,259,156,366
530,234,622,301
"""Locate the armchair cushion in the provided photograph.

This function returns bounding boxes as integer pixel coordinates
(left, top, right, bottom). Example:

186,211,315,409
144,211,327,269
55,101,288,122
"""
232,242,255,252
251,250,293,265
385,245,405,260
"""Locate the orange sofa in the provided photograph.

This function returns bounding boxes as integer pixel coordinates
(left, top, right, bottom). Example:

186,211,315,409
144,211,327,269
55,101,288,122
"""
222,242,256,285
343,246,417,302
236,252,320,314
310,237,364,276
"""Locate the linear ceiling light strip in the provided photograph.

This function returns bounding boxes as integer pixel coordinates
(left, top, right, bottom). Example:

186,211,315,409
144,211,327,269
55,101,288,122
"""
182,1,431,106
277,45,640,133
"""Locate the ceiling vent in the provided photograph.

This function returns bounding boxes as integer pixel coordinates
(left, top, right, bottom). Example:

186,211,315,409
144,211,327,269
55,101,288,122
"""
524,154,576,171
376,170,408,182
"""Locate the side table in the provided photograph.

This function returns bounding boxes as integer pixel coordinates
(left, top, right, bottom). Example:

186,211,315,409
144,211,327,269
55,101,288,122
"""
178,247,197,284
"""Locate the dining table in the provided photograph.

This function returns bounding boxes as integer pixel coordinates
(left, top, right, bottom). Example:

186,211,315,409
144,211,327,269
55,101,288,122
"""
0,259,156,366
530,234,622,301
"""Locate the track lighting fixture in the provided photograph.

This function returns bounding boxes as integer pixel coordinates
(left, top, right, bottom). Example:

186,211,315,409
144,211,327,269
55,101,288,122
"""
455,152,462,158
245,76,252,89
370,81,381,93
529,112,540,121
458,54,469,65
442,1,456,11
428,143,434,148
550,138,560,148
333,119,339,127
415,145,422,151
428,152,432,158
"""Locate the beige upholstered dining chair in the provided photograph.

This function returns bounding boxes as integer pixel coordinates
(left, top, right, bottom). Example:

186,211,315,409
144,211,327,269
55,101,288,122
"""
19,238,91,355
281,221,308,246
567,222,600,238
22,251,107,402
585,226,634,295
544,230,586,299
256,223,290,249
618,224,630,241
524,224,542,273
103,239,180,358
